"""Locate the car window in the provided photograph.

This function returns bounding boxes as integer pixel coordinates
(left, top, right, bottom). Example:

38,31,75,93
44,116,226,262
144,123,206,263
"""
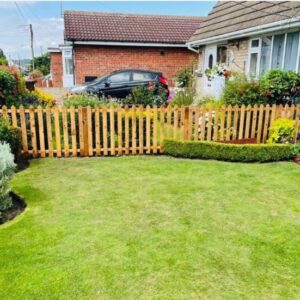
133,72,156,81
108,72,131,83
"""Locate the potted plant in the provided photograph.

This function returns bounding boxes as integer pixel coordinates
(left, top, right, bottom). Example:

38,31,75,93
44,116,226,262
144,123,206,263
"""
291,144,300,163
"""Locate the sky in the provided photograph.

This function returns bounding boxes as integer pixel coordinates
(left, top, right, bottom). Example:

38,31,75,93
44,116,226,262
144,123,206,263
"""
0,1,216,60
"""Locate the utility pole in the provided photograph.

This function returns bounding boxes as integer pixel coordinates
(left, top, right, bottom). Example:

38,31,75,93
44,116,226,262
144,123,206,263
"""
29,24,35,70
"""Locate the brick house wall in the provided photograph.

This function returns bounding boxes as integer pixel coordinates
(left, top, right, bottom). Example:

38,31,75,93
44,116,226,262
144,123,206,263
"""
73,45,197,87
50,52,63,87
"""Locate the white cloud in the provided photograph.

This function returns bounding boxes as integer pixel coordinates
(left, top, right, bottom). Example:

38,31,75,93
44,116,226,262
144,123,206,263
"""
0,9,63,59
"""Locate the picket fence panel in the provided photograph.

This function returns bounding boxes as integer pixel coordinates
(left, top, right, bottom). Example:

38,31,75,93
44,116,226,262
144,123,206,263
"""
0,104,299,158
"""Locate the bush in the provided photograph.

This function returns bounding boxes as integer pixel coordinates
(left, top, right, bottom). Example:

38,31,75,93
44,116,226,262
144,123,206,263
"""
267,118,296,144
125,85,168,106
195,95,224,108
222,73,270,105
175,63,195,88
222,70,300,106
171,90,194,107
263,69,300,104
63,94,103,108
0,117,22,159
29,69,43,79
30,88,55,107
0,142,16,218
0,66,28,107
291,144,300,157
164,139,292,162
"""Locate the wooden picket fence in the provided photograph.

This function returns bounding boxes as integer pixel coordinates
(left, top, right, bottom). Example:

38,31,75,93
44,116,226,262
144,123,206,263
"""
0,104,299,158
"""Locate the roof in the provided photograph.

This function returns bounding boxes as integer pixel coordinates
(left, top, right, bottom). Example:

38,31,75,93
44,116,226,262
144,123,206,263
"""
189,1,300,43
64,11,204,45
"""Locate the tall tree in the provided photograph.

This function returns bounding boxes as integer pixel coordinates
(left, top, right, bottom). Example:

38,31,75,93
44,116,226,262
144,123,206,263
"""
30,53,50,75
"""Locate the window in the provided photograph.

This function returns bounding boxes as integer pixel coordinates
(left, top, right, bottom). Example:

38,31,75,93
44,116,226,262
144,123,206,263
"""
284,32,299,71
217,46,227,64
64,58,73,75
249,39,260,77
108,72,130,83
133,72,156,81
249,31,300,76
208,54,213,68
271,34,285,69
259,36,272,75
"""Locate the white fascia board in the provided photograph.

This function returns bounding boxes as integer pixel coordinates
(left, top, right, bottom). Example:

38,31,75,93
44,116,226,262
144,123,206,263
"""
48,47,60,53
187,17,300,47
72,41,187,48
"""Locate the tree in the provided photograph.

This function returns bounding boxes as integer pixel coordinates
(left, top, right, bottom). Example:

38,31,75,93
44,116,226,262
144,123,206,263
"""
0,49,8,66
30,53,50,75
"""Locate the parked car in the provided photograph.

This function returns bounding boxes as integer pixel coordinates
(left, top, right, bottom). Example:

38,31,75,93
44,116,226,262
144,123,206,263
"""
69,69,169,98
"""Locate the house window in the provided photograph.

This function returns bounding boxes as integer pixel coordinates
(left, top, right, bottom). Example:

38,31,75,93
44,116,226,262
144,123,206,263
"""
64,58,73,75
284,32,299,71
249,31,300,76
208,54,213,68
259,36,272,75
249,39,260,77
217,46,227,64
271,34,285,69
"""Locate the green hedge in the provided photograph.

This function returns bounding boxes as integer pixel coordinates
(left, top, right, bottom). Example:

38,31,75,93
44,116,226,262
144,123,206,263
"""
164,139,292,162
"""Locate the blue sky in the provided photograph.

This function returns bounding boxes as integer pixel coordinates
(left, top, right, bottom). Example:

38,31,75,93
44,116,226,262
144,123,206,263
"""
0,1,216,59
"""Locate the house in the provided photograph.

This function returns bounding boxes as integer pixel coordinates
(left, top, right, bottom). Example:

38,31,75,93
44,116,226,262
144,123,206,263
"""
49,11,204,88
187,1,300,97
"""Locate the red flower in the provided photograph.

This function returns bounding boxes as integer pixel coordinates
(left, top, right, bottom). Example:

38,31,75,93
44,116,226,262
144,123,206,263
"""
223,70,232,78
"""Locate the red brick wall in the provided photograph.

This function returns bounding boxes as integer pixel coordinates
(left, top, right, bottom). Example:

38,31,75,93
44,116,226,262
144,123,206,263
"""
50,52,63,88
74,45,197,87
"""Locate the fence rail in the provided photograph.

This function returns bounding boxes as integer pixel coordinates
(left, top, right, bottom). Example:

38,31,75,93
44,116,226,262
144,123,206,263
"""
0,104,299,158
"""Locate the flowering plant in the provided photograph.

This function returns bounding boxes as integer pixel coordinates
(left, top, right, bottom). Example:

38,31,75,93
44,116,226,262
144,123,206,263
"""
205,64,232,80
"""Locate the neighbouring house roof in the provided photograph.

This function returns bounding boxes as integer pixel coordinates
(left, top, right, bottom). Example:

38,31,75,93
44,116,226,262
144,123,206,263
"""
189,1,300,45
64,11,204,45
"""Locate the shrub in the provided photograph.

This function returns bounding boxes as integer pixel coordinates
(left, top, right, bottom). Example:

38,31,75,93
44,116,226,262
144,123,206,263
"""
164,139,292,162
0,66,28,107
30,88,55,106
29,69,43,79
175,62,195,88
0,142,16,218
291,144,300,157
222,73,270,105
0,67,17,106
195,95,224,108
125,85,168,106
63,94,102,108
0,117,22,159
171,90,194,107
263,69,300,104
267,118,296,144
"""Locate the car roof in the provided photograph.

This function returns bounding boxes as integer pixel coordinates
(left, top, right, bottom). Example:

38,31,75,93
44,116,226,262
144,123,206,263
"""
111,69,161,75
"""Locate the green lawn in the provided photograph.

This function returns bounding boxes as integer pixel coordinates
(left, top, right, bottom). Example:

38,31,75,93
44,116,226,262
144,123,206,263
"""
1,157,300,299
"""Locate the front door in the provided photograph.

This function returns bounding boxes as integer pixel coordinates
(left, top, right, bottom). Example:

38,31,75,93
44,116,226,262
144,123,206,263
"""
203,45,225,98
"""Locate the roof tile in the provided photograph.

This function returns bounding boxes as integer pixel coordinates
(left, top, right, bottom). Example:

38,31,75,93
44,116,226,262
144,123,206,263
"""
64,11,204,44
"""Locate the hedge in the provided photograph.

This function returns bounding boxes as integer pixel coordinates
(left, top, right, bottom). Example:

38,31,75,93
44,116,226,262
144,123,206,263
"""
164,139,292,162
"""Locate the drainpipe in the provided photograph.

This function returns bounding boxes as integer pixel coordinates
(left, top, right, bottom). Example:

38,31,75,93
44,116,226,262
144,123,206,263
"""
72,41,76,85
187,43,199,53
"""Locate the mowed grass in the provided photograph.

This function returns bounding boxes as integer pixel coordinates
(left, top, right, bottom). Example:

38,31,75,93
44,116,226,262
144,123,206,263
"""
1,157,300,299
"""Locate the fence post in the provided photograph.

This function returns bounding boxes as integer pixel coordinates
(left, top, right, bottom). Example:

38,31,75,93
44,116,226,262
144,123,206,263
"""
82,107,89,156
183,106,189,140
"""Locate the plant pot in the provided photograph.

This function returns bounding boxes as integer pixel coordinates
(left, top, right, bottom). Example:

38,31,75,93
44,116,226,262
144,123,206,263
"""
293,156,300,163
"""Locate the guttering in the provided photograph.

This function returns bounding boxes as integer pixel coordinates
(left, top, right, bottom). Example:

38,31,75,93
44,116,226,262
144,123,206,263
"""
72,41,187,48
187,16,300,47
